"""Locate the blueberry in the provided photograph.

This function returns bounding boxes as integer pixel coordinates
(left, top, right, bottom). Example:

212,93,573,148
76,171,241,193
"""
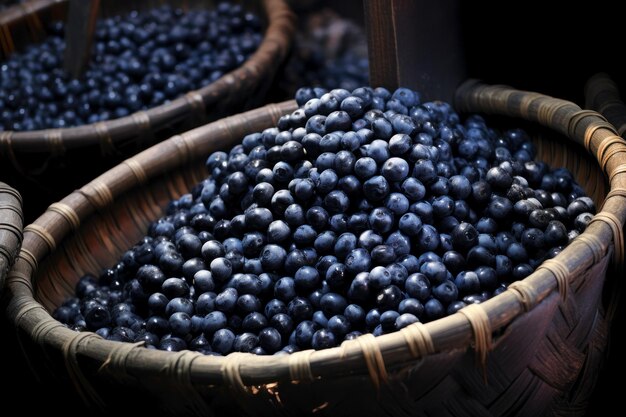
273,277,297,302
210,257,233,282
83,301,111,330
412,159,437,184
161,277,189,299
343,248,371,275
320,292,348,317
488,196,514,220
295,320,319,348
357,230,383,251
341,96,366,119
288,297,314,322
521,228,545,252
212,328,236,355
543,220,568,246
169,312,192,337
574,212,594,232
368,207,395,234
416,224,440,252
305,206,328,231
294,266,321,292
258,327,282,353
137,265,167,291
405,273,431,301
370,244,396,265
324,190,350,214
385,193,410,215
395,313,419,329
159,336,187,352
260,244,287,272
270,313,294,338
381,157,410,182
363,176,390,202
165,297,194,316
245,207,273,231
342,304,365,325
398,298,424,318
214,288,238,313
325,262,348,289
380,310,400,332
451,222,478,253
448,175,472,199
376,285,403,310
366,266,390,290
312,310,329,328
486,167,513,190
327,315,350,337
347,272,370,301
401,177,426,201
388,133,411,155
424,298,445,321
354,157,378,179
512,263,534,280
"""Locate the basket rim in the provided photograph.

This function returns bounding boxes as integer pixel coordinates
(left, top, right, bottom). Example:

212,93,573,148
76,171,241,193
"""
585,72,626,138
0,180,23,293
6,82,626,390
0,0,295,153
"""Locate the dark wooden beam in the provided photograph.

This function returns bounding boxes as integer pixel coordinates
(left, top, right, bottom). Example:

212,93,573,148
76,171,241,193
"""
364,0,465,102
63,0,100,79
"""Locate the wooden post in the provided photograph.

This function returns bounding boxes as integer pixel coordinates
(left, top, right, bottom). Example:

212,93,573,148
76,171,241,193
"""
63,0,100,79
364,0,465,102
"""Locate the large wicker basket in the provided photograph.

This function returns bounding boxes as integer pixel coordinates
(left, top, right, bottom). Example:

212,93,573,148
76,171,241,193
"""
0,181,22,293
0,0,294,220
5,82,626,416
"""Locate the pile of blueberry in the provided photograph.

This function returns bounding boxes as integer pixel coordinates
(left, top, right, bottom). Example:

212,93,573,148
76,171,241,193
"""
0,3,262,131
54,86,595,355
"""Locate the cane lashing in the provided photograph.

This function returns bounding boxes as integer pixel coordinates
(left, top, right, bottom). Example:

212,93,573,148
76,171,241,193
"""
79,180,114,211
400,322,435,358
507,280,537,312
288,349,315,383
458,304,492,372
18,248,38,272
63,332,105,408
123,158,149,185
582,121,617,153
575,234,604,265
356,333,389,391
537,259,570,301
596,135,626,172
94,121,117,156
567,110,606,140
48,202,81,231
589,212,625,269
24,224,56,252
221,352,251,395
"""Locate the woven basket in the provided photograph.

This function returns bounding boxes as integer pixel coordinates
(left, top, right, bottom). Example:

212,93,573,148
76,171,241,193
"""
0,0,294,220
6,82,626,416
0,181,22,294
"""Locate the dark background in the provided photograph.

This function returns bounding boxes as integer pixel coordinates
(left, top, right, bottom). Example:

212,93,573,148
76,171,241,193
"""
2,0,624,414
